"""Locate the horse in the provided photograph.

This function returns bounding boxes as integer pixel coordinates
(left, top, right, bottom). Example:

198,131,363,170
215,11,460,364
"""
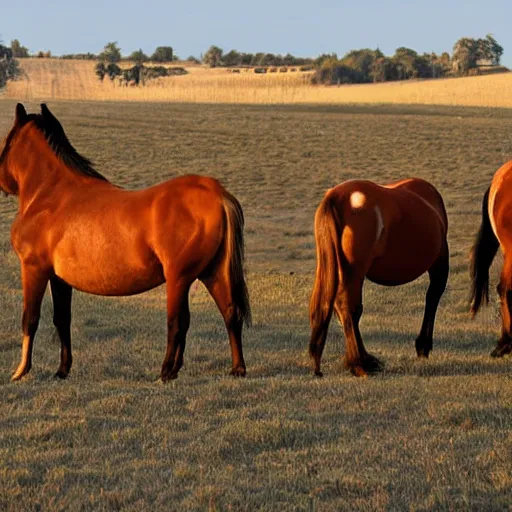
470,160,512,357
0,103,251,382
309,178,449,377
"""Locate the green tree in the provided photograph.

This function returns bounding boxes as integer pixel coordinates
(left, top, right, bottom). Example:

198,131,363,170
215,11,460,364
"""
221,49,242,67
393,47,418,79
478,34,504,65
203,45,223,67
261,53,277,66
129,49,149,63
151,46,174,62
371,57,397,82
239,53,253,66
341,48,383,83
283,53,296,66
315,53,338,67
0,42,21,88
10,39,29,58
99,42,122,63
452,37,479,75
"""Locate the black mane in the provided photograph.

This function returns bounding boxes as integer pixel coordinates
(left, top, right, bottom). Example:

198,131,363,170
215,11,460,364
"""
29,106,109,182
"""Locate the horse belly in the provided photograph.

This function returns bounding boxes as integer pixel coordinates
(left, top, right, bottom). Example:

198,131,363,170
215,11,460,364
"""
53,247,165,296
367,221,443,286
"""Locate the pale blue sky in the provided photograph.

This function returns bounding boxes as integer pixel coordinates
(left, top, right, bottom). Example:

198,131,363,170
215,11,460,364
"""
2,0,511,66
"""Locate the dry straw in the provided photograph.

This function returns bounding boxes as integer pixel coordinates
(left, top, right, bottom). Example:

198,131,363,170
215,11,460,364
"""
6,58,512,107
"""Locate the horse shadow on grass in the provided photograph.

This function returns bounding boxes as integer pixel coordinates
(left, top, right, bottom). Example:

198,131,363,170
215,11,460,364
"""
339,327,512,378
265,323,512,379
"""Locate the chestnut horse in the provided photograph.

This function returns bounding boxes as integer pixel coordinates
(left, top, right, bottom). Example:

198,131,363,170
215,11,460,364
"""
470,160,512,357
0,103,251,381
309,178,449,376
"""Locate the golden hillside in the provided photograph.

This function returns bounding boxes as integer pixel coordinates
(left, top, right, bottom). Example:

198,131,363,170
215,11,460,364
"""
4,58,512,107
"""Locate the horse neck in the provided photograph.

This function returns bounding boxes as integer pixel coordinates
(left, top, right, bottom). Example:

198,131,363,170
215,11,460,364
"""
11,132,79,212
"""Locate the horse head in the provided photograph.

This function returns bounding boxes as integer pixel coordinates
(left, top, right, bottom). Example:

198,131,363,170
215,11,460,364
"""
0,103,32,195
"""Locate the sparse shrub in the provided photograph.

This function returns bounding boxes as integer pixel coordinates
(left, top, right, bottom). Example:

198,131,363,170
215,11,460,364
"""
10,39,29,58
95,62,187,85
99,42,122,64
60,53,97,60
95,62,106,81
129,49,149,63
203,46,223,67
151,46,174,63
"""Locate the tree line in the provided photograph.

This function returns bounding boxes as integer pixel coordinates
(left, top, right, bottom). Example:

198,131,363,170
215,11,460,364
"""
201,45,313,67
7,40,179,63
0,34,507,91
314,35,504,85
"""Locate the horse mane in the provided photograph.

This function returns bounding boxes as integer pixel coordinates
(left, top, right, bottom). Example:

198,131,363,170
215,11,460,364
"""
28,106,109,182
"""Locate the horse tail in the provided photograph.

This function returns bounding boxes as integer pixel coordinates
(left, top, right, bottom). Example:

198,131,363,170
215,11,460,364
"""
470,186,500,316
309,195,345,332
222,191,252,327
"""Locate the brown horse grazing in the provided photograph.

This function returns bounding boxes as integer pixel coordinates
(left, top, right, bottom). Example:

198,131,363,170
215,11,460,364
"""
309,178,449,377
470,160,512,358
0,103,251,382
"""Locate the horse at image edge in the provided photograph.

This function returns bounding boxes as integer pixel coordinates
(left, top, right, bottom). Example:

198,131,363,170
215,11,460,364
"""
470,159,512,358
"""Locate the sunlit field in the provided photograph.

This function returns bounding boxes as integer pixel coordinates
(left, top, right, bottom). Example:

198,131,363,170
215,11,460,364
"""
0,99,511,510
5,58,512,107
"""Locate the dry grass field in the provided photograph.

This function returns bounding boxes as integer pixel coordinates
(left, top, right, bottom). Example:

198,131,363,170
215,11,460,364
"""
4,58,512,107
0,99,511,510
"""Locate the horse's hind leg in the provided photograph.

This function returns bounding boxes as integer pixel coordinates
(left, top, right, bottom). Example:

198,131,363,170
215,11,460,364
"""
50,276,73,379
492,255,512,357
416,241,449,358
201,273,246,377
335,277,383,377
161,279,191,382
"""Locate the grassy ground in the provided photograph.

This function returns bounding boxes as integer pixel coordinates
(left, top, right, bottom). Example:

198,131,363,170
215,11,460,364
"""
4,58,512,107
0,100,511,510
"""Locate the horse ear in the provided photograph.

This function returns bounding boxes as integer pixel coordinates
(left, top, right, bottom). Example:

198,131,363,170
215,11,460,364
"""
15,103,27,124
40,103,54,119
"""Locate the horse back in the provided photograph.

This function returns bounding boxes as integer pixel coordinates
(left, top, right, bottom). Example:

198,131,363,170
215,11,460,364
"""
385,178,447,235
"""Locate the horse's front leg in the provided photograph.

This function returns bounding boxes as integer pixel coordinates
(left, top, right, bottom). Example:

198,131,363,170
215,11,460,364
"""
11,264,50,381
50,276,73,378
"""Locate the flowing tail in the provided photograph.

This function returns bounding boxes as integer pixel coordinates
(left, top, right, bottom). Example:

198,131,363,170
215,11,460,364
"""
309,195,346,343
470,186,500,316
222,192,252,326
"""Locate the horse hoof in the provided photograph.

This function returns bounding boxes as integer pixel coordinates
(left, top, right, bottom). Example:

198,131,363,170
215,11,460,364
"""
416,348,430,359
314,370,323,378
54,370,69,379
490,343,512,358
346,354,383,377
350,366,370,378
230,367,246,377
11,367,30,381
415,338,432,359
161,371,179,382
